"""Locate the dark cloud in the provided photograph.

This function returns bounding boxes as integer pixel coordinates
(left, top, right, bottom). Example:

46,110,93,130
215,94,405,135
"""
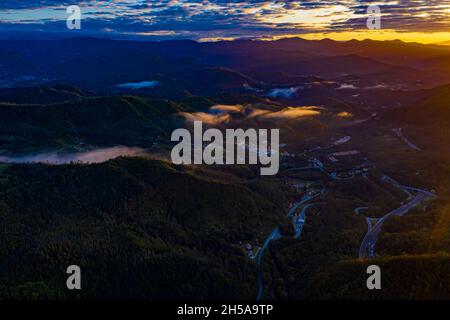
0,0,81,9
0,0,449,39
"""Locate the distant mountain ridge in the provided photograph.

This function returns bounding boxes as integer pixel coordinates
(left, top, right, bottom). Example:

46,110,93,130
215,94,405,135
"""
436,40,450,46
2,38,450,92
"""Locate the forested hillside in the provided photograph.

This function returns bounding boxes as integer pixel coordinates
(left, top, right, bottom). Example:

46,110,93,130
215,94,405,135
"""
0,158,289,299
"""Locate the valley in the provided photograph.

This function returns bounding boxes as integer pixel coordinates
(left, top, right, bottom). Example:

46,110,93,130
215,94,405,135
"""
0,37,449,300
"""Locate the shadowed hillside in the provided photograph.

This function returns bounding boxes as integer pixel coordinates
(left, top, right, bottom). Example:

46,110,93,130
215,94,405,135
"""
0,157,289,299
0,96,184,152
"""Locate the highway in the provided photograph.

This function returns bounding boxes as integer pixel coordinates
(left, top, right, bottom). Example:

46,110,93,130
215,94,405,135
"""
285,141,433,261
257,134,434,299
359,185,435,259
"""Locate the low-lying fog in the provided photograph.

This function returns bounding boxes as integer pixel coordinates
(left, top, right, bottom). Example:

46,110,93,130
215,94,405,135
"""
179,104,322,125
267,87,301,98
116,81,159,90
0,147,148,165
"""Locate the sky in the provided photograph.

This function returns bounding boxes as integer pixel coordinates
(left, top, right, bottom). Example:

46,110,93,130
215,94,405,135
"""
0,0,449,43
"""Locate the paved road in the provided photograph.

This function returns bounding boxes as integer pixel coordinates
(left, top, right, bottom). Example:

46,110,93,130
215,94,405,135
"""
293,204,313,239
285,163,361,182
287,190,323,218
359,189,434,259
256,188,325,300
284,159,326,175
393,128,421,151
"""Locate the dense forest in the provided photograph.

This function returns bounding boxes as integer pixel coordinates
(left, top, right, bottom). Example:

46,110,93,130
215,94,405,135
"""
0,158,290,299
0,80,449,300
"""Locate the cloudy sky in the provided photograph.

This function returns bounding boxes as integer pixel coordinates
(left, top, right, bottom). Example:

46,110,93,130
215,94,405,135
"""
0,0,449,43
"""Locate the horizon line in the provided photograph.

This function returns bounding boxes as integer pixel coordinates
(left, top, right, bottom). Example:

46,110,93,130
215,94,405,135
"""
0,35,449,46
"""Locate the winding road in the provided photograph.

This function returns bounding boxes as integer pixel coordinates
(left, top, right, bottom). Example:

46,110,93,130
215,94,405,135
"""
359,181,435,259
292,204,313,239
393,128,421,151
256,189,324,300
